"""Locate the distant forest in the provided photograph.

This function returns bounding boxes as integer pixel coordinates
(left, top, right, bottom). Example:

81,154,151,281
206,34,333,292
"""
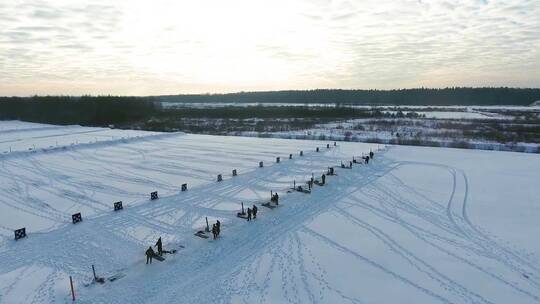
1,87,540,127
0,96,156,126
156,88,540,106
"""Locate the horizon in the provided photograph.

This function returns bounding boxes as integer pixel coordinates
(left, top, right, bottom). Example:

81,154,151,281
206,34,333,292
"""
1,0,539,96
3,86,540,99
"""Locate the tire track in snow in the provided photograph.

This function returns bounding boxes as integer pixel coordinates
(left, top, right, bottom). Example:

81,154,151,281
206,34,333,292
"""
79,147,389,303
351,162,540,301
302,227,456,304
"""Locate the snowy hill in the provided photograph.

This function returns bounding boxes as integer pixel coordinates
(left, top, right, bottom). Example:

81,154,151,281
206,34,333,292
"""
0,121,539,303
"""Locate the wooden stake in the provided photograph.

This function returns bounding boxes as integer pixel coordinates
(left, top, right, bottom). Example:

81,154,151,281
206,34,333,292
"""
70,276,75,302
205,217,210,232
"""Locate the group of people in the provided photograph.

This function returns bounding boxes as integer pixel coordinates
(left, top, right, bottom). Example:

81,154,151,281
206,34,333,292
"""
270,192,279,205
246,204,258,221
145,237,163,264
145,149,375,264
211,220,221,239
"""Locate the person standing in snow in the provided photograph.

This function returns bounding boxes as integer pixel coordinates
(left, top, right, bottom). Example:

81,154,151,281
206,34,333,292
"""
212,224,217,239
369,151,374,159
247,207,252,221
146,246,155,264
155,237,163,256
321,174,326,185
274,193,279,205
216,220,221,236
252,205,258,219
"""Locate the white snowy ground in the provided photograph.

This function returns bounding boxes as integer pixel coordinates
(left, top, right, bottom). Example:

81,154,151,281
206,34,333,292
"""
0,121,539,304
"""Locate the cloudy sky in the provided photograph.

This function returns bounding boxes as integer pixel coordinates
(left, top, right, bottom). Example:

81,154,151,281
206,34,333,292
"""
0,0,539,96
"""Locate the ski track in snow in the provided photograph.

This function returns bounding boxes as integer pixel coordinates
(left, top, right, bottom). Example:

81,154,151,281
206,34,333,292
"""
0,124,539,303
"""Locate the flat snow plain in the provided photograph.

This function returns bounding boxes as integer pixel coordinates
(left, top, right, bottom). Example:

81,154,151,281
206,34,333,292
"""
0,121,539,304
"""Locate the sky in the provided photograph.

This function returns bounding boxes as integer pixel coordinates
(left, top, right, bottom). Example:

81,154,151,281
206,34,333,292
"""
0,0,539,96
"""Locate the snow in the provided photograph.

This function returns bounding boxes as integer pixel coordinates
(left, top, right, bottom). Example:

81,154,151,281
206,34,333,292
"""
0,121,161,154
0,120,539,304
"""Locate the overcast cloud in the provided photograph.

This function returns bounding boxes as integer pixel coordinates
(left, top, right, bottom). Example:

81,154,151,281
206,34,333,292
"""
0,0,539,95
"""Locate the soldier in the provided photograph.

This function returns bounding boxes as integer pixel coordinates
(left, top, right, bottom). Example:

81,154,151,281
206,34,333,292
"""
155,237,163,256
321,174,326,185
349,161,353,168
146,246,155,264
370,151,374,159
212,224,217,239
247,208,252,221
274,193,279,205
252,205,258,219
216,220,221,236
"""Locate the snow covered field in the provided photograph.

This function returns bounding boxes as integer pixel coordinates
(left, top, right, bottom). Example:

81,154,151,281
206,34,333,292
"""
0,121,539,303
0,121,162,154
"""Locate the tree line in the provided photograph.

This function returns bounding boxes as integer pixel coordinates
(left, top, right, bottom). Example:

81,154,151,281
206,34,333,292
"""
0,96,158,126
157,87,540,106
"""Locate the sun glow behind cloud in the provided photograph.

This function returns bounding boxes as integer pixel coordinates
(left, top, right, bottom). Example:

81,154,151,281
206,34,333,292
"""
0,0,539,95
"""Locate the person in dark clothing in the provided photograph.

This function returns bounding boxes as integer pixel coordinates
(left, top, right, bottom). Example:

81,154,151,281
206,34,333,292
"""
321,174,326,185
369,151,374,159
247,208,252,221
349,161,353,168
216,220,221,235
252,205,258,219
212,224,217,239
365,156,369,164
274,193,279,205
155,237,163,256
146,246,155,264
